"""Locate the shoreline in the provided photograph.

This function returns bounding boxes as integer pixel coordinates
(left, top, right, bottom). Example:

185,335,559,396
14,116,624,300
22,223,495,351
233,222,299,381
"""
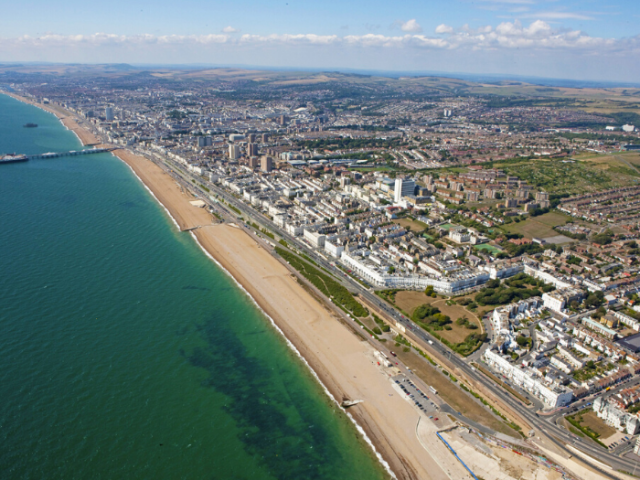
187,230,394,476
113,147,421,478
2,91,100,147
3,91,448,480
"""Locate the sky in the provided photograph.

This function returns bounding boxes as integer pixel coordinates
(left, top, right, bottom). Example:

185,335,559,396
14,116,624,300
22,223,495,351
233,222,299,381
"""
1,0,639,82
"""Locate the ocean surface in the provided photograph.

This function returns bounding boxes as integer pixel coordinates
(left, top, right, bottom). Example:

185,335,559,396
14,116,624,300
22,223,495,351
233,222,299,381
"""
0,94,387,480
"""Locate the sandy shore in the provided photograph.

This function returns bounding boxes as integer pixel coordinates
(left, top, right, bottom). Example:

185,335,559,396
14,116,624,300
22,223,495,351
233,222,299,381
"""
113,148,454,480
3,92,99,146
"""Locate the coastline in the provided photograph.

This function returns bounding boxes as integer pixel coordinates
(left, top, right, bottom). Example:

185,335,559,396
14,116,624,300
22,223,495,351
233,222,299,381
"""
2,91,99,146
114,148,444,480
3,91,449,480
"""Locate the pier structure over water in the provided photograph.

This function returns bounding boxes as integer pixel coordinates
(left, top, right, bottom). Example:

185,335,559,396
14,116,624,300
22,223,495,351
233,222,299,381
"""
27,147,115,160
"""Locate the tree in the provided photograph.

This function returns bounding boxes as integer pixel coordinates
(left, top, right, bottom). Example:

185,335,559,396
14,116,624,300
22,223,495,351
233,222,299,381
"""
425,285,434,296
584,291,605,309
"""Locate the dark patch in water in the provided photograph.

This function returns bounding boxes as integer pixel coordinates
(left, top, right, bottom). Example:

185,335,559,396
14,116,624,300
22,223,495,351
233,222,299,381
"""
118,201,137,208
175,326,190,336
182,285,210,292
57,194,77,204
186,316,341,480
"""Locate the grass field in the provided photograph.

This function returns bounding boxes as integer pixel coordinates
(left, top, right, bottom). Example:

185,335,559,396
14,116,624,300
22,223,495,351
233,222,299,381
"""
573,151,640,176
502,211,572,239
473,244,503,255
495,158,640,195
394,291,481,344
572,410,618,439
392,218,428,233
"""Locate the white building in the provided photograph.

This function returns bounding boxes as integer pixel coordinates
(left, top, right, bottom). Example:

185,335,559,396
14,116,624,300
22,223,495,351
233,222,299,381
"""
449,229,470,244
324,240,344,258
303,230,326,248
340,252,489,294
483,349,573,408
542,287,585,313
394,178,416,203
593,397,640,435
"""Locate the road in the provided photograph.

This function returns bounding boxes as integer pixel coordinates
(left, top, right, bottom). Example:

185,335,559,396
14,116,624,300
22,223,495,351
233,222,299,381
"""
129,147,639,478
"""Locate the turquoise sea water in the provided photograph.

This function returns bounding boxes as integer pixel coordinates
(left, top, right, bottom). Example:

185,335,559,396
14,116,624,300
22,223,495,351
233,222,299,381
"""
0,94,387,480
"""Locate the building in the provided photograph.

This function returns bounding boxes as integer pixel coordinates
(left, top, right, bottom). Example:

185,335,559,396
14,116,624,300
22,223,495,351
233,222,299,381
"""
261,156,274,172
229,133,245,142
261,133,269,143
198,136,213,147
535,192,550,203
449,229,470,244
105,107,114,121
542,288,585,312
248,143,259,157
303,230,326,248
394,178,416,203
582,317,618,340
229,144,241,160
593,397,640,434
483,349,573,407
248,157,260,169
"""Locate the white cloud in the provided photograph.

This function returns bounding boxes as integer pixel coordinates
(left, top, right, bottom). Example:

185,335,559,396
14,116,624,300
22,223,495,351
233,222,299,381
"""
435,24,454,34
1,21,637,55
519,11,594,20
222,26,238,33
400,19,422,33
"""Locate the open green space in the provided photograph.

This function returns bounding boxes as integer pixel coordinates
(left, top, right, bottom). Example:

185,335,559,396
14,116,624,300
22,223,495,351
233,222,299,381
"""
392,217,428,233
377,289,485,355
473,244,503,255
275,247,368,317
565,410,615,447
502,211,572,239
495,159,639,195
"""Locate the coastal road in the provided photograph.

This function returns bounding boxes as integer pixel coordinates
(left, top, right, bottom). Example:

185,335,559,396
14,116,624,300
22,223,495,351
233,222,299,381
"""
142,150,637,478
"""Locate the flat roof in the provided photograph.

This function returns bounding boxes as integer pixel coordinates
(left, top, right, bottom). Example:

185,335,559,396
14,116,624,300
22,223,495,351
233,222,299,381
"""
617,332,640,352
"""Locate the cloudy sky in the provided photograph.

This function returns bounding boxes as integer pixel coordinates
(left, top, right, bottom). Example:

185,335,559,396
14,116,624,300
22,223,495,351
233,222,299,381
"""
1,0,639,82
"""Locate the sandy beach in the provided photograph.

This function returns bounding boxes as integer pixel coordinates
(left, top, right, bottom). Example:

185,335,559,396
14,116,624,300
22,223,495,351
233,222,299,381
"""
113,148,457,480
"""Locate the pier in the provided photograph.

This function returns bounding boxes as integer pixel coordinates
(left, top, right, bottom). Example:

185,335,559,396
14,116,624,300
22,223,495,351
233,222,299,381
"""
27,147,115,160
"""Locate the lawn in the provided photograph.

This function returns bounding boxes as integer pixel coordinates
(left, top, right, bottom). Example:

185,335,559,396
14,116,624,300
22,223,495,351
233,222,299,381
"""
392,218,428,233
439,223,457,231
573,410,618,439
496,158,639,195
502,211,572,239
394,291,482,344
473,244,503,255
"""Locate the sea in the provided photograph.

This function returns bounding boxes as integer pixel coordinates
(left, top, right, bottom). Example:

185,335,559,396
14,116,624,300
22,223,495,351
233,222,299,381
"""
0,93,387,480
